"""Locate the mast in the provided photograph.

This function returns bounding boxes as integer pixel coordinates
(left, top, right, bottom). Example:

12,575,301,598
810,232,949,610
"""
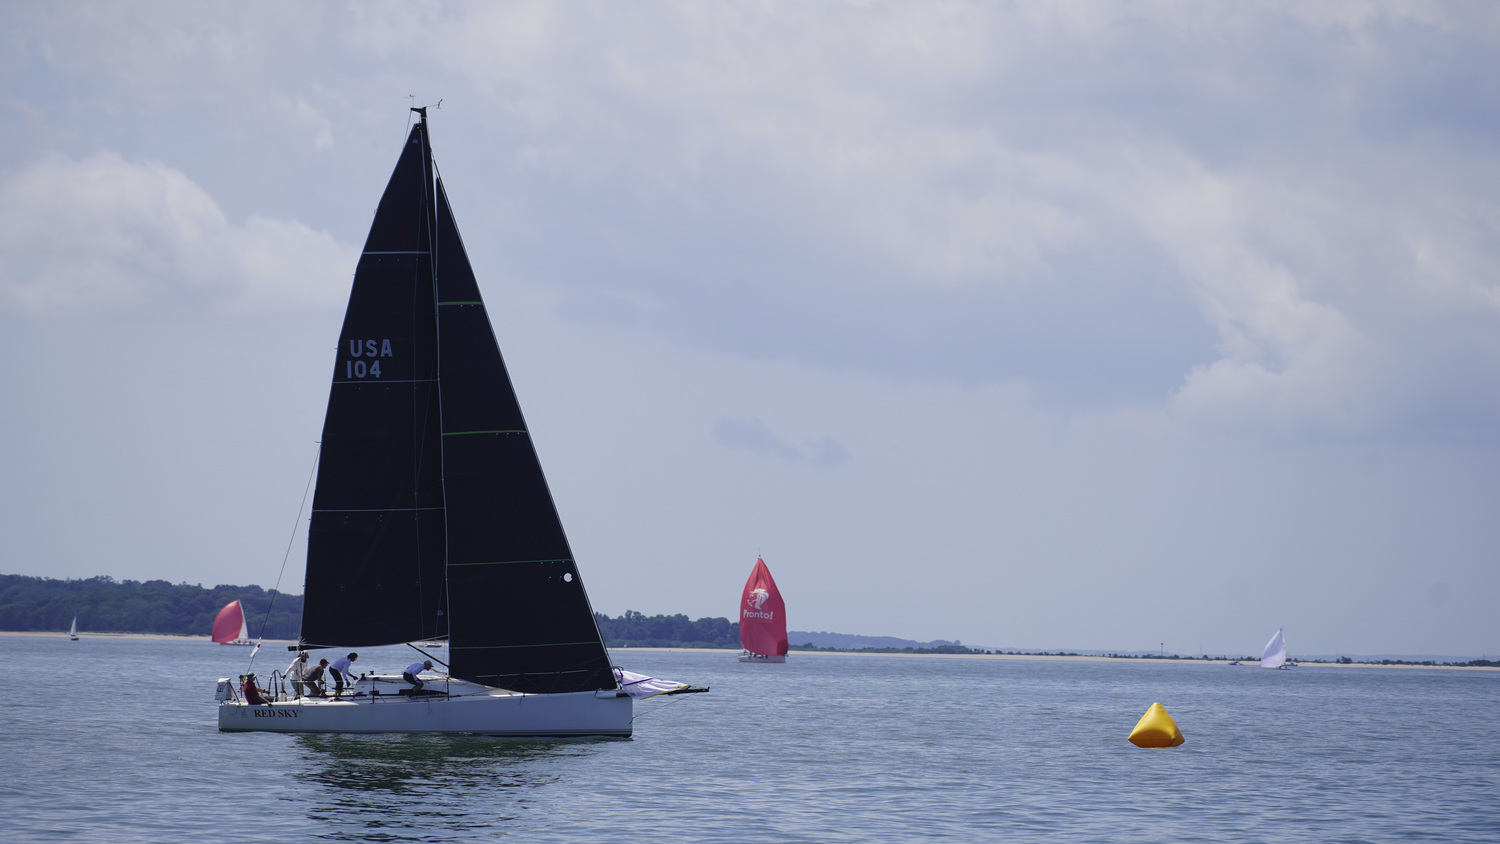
415,105,450,649
413,106,437,268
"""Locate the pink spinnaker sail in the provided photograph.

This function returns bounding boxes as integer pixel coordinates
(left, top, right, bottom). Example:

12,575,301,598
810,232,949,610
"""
739,557,787,657
212,600,248,644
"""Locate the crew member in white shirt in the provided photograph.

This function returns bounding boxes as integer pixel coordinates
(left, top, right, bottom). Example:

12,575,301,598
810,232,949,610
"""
329,652,358,696
403,659,434,692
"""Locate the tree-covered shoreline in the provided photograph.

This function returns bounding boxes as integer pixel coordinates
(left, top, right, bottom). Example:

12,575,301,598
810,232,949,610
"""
6,574,1495,668
593,609,739,649
0,573,303,640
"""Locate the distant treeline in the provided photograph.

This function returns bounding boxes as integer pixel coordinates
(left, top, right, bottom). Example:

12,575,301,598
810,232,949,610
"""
592,612,992,655
790,643,988,655
0,576,740,649
1016,650,1500,668
0,574,303,640
594,610,739,649
7,576,1495,667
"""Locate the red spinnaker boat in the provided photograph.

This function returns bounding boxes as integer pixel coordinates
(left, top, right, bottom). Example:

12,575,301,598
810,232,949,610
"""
739,557,787,663
211,599,252,645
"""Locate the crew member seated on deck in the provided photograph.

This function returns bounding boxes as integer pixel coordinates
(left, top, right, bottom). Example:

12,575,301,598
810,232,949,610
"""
242,673,272,706
403,660,434,693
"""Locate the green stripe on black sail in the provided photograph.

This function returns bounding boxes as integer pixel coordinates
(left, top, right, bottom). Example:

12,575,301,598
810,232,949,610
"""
433,175,614,694
302,121,448,648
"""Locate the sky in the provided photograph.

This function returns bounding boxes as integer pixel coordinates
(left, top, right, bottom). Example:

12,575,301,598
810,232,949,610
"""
2,1,1497,658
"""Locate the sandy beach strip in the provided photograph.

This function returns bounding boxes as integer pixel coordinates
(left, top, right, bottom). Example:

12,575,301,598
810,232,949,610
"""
615,646,1498,670
1,630,297,645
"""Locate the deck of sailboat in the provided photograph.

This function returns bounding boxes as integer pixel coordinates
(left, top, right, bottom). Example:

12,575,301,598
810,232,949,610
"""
218,674,632,736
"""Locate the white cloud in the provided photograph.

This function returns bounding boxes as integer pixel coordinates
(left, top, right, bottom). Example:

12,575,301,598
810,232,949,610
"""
6,2,1499,444
1119,145,1500,440
0,152,355,315
293,98,335,151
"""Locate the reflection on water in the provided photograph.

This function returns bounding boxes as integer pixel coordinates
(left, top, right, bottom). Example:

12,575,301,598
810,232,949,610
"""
293,734,615,841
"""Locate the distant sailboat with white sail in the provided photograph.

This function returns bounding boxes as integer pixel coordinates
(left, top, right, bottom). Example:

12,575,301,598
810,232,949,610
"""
1260,627,1290,669
69,611,78,641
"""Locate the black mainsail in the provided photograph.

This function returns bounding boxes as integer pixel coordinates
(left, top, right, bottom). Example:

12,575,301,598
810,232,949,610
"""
301,111,615,694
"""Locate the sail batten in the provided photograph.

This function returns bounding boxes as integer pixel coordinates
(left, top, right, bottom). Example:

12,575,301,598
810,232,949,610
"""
329,378,438,386
312,507,445,513
452,640,604,650
448,558,573,567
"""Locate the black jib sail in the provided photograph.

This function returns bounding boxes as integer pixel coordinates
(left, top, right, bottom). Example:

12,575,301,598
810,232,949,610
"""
300,112,614,694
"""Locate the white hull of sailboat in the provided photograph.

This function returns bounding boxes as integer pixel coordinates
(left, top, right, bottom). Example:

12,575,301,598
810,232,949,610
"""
218,687,632,737
738,651,786,664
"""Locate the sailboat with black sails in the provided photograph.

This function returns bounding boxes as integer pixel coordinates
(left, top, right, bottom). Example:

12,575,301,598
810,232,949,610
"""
217,109,704,736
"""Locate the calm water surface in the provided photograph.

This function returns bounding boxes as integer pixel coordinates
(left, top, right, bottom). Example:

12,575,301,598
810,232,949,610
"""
2,635,1497,842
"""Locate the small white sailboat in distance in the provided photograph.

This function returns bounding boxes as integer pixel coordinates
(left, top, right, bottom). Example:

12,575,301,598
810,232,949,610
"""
1260,627,1289,669
211,600,255,646
69,611,78,641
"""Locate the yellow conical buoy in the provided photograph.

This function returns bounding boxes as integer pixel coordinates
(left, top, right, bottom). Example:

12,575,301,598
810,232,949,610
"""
1128,702,1185,747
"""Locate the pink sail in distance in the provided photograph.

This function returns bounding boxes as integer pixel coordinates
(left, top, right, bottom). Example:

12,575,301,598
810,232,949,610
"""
739,557,787,662
212,600,249,644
